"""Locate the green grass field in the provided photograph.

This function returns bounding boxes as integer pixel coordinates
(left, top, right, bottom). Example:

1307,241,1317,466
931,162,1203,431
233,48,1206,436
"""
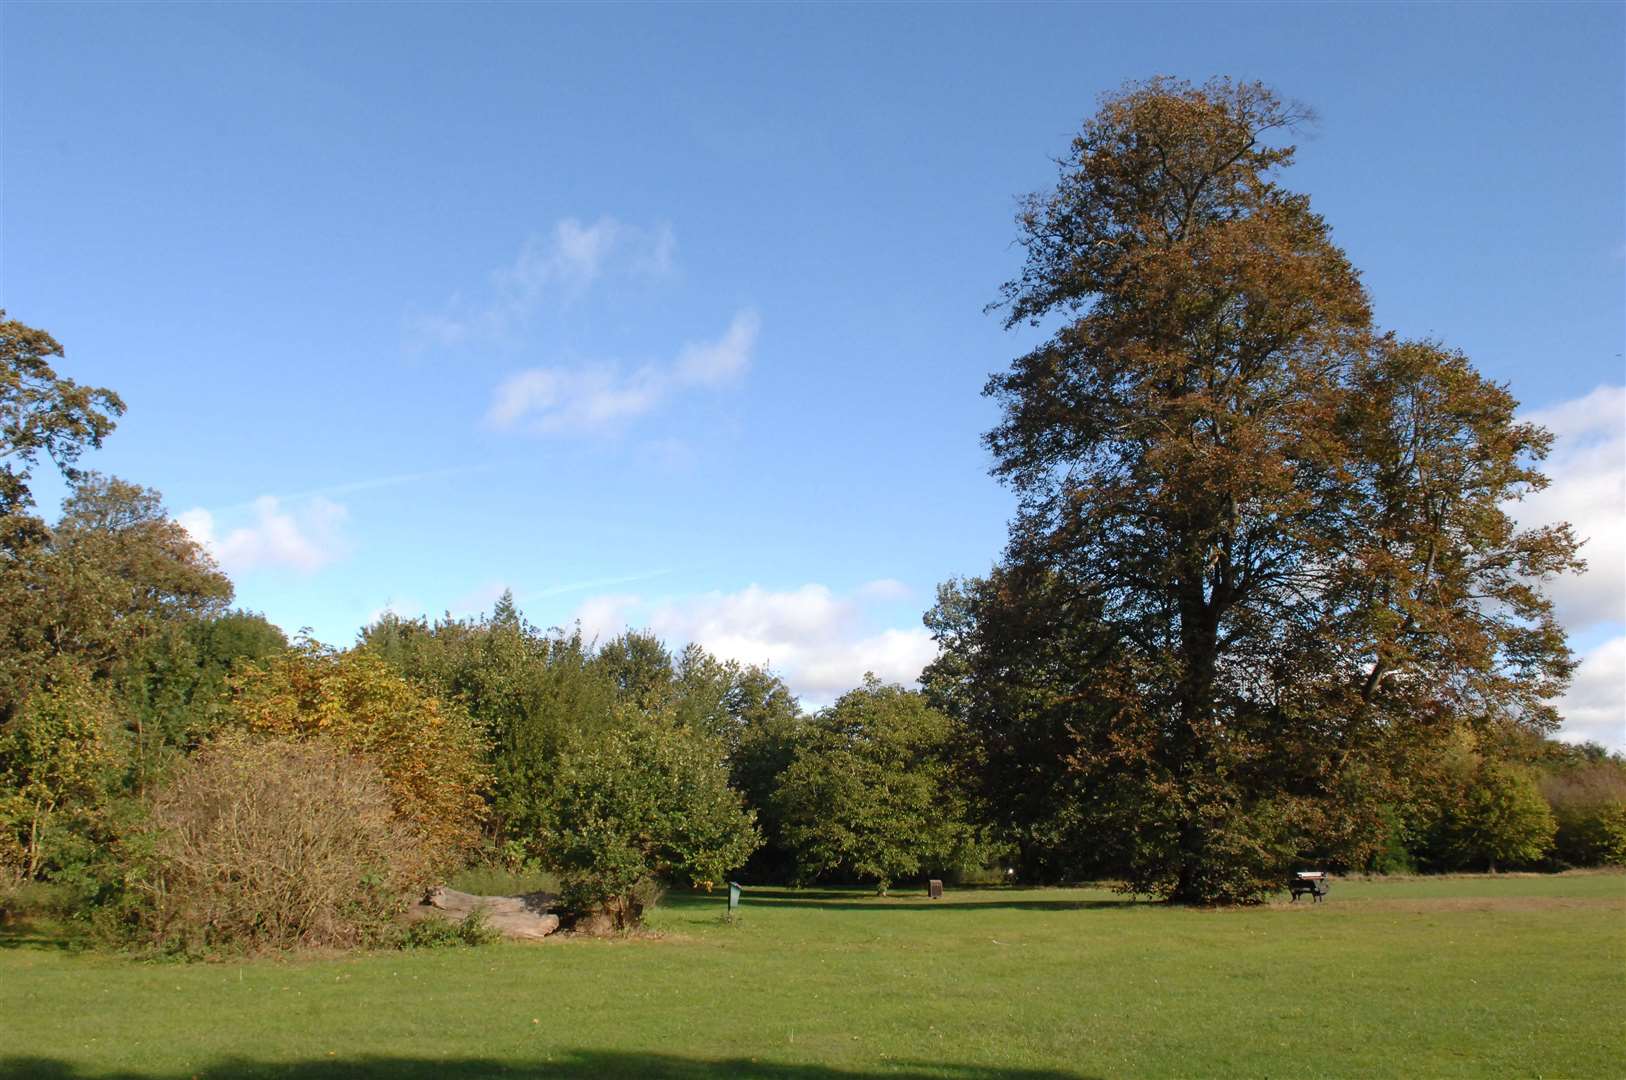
3,873,1622,1079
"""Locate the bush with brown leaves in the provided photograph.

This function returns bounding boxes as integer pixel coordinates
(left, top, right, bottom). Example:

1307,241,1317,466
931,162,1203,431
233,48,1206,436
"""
140,734,431,953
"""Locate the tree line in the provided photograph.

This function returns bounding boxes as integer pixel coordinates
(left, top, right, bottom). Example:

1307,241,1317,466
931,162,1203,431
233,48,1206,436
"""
2,77,1621,952
0,339,976,944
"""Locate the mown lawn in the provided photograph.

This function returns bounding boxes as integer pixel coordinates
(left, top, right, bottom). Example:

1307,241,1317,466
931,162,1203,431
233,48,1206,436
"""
2,872,1622,1079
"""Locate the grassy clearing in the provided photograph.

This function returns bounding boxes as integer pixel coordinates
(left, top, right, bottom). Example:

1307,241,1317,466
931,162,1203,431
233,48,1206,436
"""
2,873,1622,1079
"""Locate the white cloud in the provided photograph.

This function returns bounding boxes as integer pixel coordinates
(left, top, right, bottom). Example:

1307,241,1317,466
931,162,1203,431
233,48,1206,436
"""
573,580,937,706
407,217,676,350
177,496,348,575
1554,635,1626,751
575,593,643,645
1509,385,1625,750
487,309,760,435
1514,385,1625,632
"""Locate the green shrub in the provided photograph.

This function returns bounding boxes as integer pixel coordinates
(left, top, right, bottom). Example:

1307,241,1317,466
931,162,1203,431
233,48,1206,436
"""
539,710,758,929
0,661,119,885
399,908,502,949
1367,804,1418,874
136,734,431,953
1431,762,1556,871
1553,800,1626,867
445,863,559,899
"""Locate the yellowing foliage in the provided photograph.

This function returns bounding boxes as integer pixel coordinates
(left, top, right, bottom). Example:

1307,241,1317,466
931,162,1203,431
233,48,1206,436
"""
228,644,486,873
0,661,117,882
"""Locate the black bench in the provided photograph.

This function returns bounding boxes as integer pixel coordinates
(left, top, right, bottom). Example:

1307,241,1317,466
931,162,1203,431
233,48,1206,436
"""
1289,872,1329,902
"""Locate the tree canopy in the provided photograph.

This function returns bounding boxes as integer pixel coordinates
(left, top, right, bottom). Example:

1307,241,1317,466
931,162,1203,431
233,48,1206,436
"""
962,77,1581,902
542,708,760,928
774,677,974,893
0,312,124,522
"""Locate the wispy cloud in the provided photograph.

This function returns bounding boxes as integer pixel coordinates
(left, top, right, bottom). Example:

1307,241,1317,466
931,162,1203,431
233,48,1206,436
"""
486,309,760,436
407,217,676,351
182,465,496,581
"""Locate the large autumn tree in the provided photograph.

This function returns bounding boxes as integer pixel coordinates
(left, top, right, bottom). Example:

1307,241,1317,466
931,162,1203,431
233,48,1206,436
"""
965,78,1580,903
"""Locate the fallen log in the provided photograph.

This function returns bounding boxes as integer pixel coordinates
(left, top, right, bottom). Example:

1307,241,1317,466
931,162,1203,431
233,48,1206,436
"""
408,885,560,940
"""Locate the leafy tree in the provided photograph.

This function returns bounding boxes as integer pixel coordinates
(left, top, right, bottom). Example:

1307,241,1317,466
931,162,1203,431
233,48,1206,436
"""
0,321,238,907
0,476,231,728
595,629,677,710
774,677,973,894
1539,760,1626,867
228,644,488,873
724,664,807,879
973,78,1579,902
670,642,737,743
363,601,806,877
1334,341,1579,727
0,661,117,883
359,599,618,846
1413,746,1556,871
0,312,123,524
1457,763,1556,871
474,620,617,848
923,569,1121,882
114,611,287,788
540,709,759,928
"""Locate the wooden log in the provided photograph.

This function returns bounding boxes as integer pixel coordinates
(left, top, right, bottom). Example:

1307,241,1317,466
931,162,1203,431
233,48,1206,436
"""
412,886,560,939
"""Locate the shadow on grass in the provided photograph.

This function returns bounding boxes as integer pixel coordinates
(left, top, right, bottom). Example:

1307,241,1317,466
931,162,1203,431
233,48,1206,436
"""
0,920,85,953
709,887,1136,914
0,1053,1102,1079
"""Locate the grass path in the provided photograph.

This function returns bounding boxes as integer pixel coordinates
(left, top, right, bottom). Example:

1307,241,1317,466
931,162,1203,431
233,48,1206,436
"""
2,873,1622,1078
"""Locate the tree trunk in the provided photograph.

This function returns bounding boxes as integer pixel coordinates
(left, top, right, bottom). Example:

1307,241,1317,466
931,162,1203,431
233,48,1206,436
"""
412,886,560,939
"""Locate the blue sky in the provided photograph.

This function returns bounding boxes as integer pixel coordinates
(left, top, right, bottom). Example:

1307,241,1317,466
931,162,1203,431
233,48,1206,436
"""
4,2,1622,744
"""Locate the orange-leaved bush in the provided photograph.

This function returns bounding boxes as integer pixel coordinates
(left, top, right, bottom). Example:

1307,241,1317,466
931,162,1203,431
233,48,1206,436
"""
228,643,487,873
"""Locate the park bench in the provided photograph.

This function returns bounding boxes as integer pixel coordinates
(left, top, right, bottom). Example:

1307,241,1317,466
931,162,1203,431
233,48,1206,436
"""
1289,871,1330,902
